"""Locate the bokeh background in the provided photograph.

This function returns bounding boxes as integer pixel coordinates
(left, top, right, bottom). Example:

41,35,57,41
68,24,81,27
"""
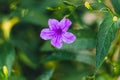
1,0,119,80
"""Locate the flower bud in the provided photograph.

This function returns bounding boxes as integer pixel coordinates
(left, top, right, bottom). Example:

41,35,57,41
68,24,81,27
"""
113,16,118,22
2,66,8,78
84,1,92,10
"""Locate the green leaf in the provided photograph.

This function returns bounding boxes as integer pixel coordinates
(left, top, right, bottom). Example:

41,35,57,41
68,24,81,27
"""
58,71,92,80
41,38,96,51
110,0,120,15
0,71,5,80
46,57,94,80
40,50,95,66
96,14,118,73
11,8,48,26
9,75,26,80
11,23,41,68
20,9,48,26
36,68,55,80
39,0,62,12
18,50,37,69
116,18,120,27
0,42,15,76
61,38,96,50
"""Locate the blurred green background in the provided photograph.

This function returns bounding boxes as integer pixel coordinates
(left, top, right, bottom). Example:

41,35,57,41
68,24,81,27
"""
1,0,119,80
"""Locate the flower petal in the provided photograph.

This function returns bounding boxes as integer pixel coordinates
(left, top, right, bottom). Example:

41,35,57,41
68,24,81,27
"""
62,32,76,44
59,18,72,31
48,19,59,30
40,29,54,40
51,36,62,49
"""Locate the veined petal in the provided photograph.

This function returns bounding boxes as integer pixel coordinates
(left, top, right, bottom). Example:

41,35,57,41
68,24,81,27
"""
62,32,76,44
40,29,54,40
51,36,62,49
48,19,59,30
59,18,72,31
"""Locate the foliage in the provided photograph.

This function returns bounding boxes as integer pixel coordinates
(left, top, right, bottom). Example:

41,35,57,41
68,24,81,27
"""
0,0,120,80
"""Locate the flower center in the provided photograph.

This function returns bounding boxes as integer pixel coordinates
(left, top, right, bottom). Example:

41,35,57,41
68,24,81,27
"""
56,28,63,35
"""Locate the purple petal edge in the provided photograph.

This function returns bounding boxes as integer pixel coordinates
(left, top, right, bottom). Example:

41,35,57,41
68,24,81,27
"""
48,19,59,30
62,32,76,44
40,28,54,40
51,36,62,49
59,18,72,31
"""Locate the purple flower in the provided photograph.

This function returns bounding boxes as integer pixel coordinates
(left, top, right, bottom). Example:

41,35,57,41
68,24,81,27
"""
40,18,76,49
